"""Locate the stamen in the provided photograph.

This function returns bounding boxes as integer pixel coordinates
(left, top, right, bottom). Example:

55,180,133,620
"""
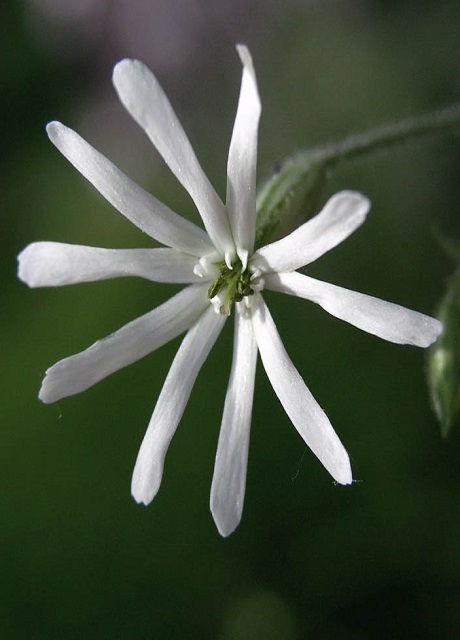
237,248,249,271
224,250,235,269
207,256,256,315
207,273,226,299
194,263,205,278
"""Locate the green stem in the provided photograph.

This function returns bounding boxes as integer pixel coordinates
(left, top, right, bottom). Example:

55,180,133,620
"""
255,103,460,247
310,103,460,168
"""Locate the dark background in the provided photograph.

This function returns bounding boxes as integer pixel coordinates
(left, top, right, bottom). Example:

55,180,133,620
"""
2,1,460,638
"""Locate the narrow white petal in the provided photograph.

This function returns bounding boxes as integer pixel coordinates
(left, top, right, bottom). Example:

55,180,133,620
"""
131,306,226,505
39,283,210,403
253,191,370,272
211,310,258,537
112,60,235,258
226,45,261,258
251,298,352,485
266,271,443,347
47,121,213,256
18,242,202,287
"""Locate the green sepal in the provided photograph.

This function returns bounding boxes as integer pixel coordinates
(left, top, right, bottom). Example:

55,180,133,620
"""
428,271,460,438
255,153,327,249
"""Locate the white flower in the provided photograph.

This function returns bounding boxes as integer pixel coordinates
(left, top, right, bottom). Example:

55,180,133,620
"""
18,46,442,536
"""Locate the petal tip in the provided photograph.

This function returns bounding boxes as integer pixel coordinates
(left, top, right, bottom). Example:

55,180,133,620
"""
216,523,237,538
236,43,252,66
211,506,240,538
38,382,55,405
322,438,353,486
131,457,163,507
46,120,59,132
337,471,353,486
46,121,77,152
330,448,353,485
38,367,63,404
39,363,71,404
112,58,144,89
17,246,30,285
131,490,147,506
46,120,64,142
112,58,131,78
434,318,444,338
236,44,258,87
131,481,155,506
17,243,50,288
332,462,353,486
336,189,371,216
422,317,444,347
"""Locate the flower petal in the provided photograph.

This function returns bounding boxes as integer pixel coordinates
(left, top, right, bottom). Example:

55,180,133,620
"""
39,283,210,403
210,309,258,537
253,191,370,273
47,121,213,256
226,45,261,261
112,60,235,260
251,297,352,485
266,271,443,347
131,306,226,505
18,242,203,287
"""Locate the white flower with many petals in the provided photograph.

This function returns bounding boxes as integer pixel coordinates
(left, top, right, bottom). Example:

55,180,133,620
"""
18,46,442,536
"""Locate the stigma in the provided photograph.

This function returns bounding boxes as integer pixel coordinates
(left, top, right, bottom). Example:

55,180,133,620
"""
206,257,255,315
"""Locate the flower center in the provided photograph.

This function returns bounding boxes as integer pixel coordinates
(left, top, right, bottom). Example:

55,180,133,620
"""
207,257,254,316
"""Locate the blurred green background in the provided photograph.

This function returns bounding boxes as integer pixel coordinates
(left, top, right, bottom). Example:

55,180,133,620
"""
2,1,460,638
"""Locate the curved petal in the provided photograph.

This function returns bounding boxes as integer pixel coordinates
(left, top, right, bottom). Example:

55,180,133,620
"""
39,283,210,403
253,191,370,273
18,242,203,287
226,45,261,262
251,297,352,485
131,306,226,505
47,122,213,256
210,310,258,537
112,60,235,260
266,271,443,347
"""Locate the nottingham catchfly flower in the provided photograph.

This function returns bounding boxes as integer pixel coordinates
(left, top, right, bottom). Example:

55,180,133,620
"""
18,46,442,536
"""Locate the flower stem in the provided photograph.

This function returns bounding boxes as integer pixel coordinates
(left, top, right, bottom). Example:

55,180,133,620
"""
310,103,460,168
256,103,460,247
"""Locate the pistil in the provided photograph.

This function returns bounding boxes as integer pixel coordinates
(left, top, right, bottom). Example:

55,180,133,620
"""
207,258,254,315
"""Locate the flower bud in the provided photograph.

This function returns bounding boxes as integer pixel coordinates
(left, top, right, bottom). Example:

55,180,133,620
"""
255,153,326,248
428,274,460,437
